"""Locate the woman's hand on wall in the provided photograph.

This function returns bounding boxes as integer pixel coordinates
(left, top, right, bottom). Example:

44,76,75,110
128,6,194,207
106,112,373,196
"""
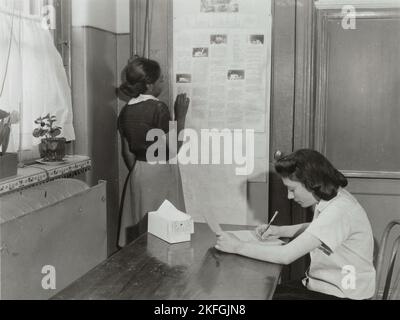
174,93,190,120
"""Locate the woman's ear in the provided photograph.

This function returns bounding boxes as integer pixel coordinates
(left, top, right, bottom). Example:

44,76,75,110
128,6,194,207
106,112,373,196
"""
146,83,153,93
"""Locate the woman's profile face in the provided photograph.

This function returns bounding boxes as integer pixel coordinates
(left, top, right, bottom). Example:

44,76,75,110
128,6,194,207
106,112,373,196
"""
282,177,318,208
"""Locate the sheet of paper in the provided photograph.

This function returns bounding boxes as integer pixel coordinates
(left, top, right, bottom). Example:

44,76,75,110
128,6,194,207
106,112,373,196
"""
227,230,284,246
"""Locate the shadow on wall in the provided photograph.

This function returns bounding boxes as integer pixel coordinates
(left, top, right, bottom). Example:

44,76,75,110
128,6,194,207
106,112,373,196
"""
373,237,380,268
86,32,120,256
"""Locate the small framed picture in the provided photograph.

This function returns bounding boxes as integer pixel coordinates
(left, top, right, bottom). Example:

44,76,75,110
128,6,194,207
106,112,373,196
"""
249,35,265,45
193,48,209,58
210,34,227,45
176,74,192,83
201,0,239,13
227,70,245,80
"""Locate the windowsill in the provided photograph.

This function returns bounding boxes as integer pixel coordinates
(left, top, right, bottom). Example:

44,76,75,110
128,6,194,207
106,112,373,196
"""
0,155,91,196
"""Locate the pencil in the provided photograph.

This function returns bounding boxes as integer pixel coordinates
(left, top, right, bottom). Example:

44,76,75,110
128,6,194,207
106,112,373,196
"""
263,211,279,235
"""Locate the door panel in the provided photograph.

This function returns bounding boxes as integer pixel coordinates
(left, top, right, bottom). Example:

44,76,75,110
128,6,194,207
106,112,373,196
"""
316,11,400,173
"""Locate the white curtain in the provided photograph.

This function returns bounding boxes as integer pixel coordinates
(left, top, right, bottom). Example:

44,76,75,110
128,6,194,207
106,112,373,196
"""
0,1,75,157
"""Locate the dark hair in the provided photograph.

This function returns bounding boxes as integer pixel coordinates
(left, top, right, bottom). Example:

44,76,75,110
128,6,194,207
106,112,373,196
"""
274,149,348,201
118,57,161,98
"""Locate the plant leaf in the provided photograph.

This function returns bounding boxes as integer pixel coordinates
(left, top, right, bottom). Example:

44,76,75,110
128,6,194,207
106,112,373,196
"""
33,128,42,138
0,109,10,120
0,121,5,146
50,128,61,138
0,124,10,154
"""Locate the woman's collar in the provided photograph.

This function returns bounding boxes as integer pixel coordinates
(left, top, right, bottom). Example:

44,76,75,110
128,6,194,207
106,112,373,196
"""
128,94,159,105
315,188,344,212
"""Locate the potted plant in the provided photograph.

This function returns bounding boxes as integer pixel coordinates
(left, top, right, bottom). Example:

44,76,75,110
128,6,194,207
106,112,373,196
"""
33,114,66,162
0,109,20,179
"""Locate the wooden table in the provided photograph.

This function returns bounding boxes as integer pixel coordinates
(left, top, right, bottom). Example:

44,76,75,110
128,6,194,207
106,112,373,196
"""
53,223,282,300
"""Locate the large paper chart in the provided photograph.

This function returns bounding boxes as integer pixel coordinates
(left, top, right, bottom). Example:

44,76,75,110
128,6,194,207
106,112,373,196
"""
174,0,271,133
173,0,272,225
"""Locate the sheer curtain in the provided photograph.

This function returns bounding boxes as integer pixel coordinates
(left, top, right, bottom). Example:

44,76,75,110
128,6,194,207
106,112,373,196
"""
0,0,75,160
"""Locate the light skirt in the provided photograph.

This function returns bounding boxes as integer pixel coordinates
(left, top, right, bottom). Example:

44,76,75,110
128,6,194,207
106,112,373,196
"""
118,161,186,247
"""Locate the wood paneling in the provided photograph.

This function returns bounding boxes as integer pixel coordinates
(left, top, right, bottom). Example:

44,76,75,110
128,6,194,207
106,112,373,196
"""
269,0,313,281
314,8,400,176
269,0,296,227
294,0,315,150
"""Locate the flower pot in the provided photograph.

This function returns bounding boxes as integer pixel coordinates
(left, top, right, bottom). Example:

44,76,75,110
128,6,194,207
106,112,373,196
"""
39,138,66,162
0,152,18,180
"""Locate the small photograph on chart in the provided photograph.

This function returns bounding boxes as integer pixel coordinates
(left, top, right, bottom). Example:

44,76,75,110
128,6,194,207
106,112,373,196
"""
193,47,209,58
200,0,239,13
210,34,227,45
227,70,245,81
249,35,265,45
176,74,192,83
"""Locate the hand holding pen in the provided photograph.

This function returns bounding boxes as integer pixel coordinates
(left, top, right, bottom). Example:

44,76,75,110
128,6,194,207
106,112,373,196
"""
255,211,280,241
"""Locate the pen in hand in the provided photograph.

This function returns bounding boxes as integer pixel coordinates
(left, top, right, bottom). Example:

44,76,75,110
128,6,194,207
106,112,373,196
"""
260,211,279,240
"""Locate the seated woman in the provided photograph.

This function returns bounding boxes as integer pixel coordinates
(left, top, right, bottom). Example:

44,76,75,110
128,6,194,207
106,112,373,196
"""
215,149,376,300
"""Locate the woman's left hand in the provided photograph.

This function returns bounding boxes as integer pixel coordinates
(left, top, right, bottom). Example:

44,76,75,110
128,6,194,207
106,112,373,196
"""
215,232,243,254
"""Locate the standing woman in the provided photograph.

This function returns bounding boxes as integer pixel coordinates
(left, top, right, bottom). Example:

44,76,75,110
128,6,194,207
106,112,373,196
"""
216,149,376,300
117,57,189,247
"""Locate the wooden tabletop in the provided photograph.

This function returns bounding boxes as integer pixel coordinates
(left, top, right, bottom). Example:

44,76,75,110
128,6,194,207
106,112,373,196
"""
53,223,282,300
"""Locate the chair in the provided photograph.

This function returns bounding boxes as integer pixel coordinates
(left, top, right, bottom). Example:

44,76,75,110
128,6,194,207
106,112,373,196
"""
375,220,400,300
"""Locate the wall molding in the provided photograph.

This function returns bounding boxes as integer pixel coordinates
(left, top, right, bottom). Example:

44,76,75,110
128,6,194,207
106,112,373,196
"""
72,25,130,37
347,178,400,195
315,0,400,9
343,171,400,180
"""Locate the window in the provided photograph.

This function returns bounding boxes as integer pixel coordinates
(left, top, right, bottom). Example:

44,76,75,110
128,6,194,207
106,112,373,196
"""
0,0,74,162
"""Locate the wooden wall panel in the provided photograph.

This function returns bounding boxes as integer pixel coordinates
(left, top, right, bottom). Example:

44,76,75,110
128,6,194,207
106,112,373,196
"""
325,18,400,172
269,0,296,227
314,8,400,176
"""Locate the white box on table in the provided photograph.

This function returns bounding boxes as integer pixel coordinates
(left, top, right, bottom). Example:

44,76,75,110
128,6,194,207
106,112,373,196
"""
148,200,194,244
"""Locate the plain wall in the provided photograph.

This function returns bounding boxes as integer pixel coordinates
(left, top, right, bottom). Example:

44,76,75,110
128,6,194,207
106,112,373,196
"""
71,0,130,256
72,0,129,33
